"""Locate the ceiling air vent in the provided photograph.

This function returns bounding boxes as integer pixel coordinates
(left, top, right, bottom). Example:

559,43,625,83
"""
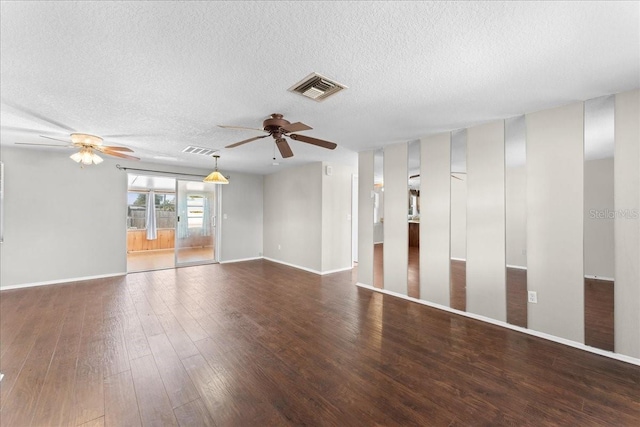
288,72,347,102
182,146,218,156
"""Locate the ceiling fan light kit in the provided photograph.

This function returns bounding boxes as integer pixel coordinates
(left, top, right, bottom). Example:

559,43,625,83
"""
203,155,229,184
70,146,103,165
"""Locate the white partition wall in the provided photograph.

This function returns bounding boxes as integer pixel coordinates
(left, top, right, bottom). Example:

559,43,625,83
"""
420,133,451,306
383,142,408,294
466,121,506,321
526,102,585,343
358,151,375,287
614,89,640,358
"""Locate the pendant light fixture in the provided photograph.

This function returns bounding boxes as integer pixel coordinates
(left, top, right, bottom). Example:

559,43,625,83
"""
203,154,229,184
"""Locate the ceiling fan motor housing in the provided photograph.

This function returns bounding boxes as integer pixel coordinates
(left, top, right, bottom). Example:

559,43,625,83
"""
263,113,290,135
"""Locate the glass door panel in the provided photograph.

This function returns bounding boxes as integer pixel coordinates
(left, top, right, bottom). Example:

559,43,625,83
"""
176,180,217,266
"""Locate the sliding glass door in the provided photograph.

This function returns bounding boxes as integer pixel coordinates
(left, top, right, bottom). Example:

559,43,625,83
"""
175,180,218,266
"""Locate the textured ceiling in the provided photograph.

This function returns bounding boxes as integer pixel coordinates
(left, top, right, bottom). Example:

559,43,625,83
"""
1,1,638,175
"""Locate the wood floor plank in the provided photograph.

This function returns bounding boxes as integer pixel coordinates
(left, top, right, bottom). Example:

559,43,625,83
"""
173,398,216,427
103,370,142,427
0,260,635,426
146,334,200,408
155,311,200,360
77,416,104,427
181,354,238,424
30,303,86,426
0,285,71,425
102,315,130,377
73,339,105,426
130,354,179,426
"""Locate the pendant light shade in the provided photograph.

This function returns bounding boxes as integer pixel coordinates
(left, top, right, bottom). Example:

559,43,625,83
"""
203,155,229,184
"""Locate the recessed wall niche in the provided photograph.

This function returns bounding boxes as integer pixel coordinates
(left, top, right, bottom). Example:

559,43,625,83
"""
450,129,467,311
407,140,420,299
505,115,528,327
584,95,615,351
373,149,384,289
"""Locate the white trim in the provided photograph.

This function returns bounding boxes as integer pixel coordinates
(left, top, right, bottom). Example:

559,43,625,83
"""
506,264,527,270
584,275,615,282
355,282,640,366
219,256,263,264
1,272,126,291
320,266,354,275
263,257,352,276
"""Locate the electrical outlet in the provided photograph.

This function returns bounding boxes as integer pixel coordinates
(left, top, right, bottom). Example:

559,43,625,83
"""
528,291,538,304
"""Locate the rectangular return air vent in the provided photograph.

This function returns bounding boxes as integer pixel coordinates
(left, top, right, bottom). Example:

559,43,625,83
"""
288,72,347,102
182,146,218,156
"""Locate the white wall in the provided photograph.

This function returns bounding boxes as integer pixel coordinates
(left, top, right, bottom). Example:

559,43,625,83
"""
372,188,384,243
0,146,127,287
220,172,263,262
505,165,527,267
358,90,639,360
357,151,374,286
383,142,408,295
450,174,467,260
527,102,584,343
0,146,264,288
614,89,640,358
466,120,506,322
263,162,323,272
584,158,614,278
321,162,354,272
420,133,451,306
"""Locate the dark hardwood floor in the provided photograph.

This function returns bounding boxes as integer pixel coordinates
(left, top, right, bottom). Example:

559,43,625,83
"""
507,267,528,328
393,244,612,351
584,278,615,352
1,260,637,426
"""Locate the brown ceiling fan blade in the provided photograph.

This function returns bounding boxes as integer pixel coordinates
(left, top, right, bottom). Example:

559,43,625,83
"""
40,135,72,144
409,174,420,179
102,145,134,152
15,142,73,148
282,122,312,133
218,125,268,133
275,138,294,158
100,149,140,160
226,134,269,148
2,99,76,132
451,174,463,181
289,133,337,150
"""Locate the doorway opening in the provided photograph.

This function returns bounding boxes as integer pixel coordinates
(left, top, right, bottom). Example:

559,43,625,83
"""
126,174,219,272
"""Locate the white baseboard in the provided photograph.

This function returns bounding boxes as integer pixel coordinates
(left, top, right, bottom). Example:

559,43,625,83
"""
584,275,615,282
1,272,127,291
263,257,352,276
355,282,640,366
320,266,354,275
219,256,263,264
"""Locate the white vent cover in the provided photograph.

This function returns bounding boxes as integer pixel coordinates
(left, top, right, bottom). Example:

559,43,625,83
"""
288,72,347,102
182,146,218,156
